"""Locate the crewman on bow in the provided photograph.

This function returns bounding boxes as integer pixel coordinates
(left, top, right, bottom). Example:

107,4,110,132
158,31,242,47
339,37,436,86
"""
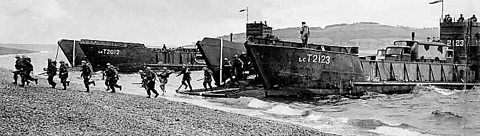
300,22,310,47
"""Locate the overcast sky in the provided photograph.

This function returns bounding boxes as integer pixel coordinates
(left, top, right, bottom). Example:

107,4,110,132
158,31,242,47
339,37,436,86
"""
0,0,479,46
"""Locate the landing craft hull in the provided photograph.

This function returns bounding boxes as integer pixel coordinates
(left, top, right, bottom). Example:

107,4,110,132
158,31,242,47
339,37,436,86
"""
197,37,246,84
79,43,158,72
245,42,366,95
58,39,203,72
57,39,88,66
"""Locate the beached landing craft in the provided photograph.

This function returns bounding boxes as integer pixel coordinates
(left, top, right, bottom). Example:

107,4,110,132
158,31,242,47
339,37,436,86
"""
58,39,205,72
242,19,480,96
196,37,246,84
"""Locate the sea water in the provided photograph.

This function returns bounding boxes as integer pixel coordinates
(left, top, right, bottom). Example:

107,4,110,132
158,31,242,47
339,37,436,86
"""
1,44,479,136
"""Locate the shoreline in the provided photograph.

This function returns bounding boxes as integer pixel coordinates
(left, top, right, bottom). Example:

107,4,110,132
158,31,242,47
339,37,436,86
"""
0,46,37,56
0,68,336,135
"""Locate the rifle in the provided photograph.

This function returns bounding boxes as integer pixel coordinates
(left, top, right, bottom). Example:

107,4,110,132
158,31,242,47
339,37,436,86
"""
37,72,48,76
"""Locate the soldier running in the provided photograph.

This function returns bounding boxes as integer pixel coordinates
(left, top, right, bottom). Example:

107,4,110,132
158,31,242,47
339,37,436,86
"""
232,54,244,81
105,64,122,93
46,60,57,88
103,63,111,91
145,67,159,98
20,56,38,87
201,67,214,91
58,61,70,90
157,67,173,94
80,60,95,92
138,69,147,89
12,55,23,84
176,64,192,92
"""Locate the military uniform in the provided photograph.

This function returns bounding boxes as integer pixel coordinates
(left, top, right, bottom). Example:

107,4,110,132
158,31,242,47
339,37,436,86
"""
20,57,37,87
232,56,244,80
203,67,214,91
158,68,173,93
81,61,95,92
46,61,57,88
145,68,159,98
58,61,69,90
12,56,23,84
176,65,192,92
105,66,122,93
300,22,310,47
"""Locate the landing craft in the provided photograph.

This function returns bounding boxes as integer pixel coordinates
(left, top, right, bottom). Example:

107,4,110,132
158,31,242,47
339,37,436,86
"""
197,19,480,96
58,39,205,72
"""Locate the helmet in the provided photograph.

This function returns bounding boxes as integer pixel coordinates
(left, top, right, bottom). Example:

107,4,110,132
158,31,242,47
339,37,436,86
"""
224,58,229,61
81,60,86,63
202,67,208,71
234,54,239,58
22,55,27,58
106,63,111,66
163,67,167,70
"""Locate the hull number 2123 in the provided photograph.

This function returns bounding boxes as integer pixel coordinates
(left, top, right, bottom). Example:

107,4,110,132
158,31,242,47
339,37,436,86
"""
298,54,331,64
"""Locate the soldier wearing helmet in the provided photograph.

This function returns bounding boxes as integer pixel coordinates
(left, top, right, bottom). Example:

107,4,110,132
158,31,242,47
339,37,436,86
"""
46,60,57,88
104,63,122,93
12,55,24,84
58,60,70,90
81,60,95,92
103,63,111,91
144,66,159,98
232,54,244,80
20,56,37,87
176,64,192,92
157,67,173,94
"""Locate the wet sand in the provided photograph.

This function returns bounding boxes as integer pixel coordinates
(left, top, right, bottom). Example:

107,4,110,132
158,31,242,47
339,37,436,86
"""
0,68,335,135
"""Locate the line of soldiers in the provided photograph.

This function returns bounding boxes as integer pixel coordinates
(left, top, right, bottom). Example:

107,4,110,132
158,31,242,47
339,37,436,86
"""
222,54,247,87
45,58,70,89
138,64,215,98
12,55,71,90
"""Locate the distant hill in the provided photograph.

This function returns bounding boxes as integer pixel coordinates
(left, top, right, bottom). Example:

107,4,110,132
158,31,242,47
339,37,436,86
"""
0,45,37,55
218,22,439,56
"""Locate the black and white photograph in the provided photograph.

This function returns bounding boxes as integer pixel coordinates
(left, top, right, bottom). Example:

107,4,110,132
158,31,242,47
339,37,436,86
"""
1,0,480,135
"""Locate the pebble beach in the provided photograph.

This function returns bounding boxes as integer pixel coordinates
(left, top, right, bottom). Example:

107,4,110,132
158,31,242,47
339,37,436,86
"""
0,68,335,135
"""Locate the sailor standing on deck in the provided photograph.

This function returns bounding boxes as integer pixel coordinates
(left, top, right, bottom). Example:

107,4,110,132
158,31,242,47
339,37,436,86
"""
300,22,310,48
58,61,70,90
458,14,465,22
145,67,159,98
81,60,95,92
46,60,57,88
176,64,192,92
470,14,477,22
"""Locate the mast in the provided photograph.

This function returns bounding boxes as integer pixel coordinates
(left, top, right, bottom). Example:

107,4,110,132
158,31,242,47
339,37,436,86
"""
73,40,76,66
219,39,224,85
